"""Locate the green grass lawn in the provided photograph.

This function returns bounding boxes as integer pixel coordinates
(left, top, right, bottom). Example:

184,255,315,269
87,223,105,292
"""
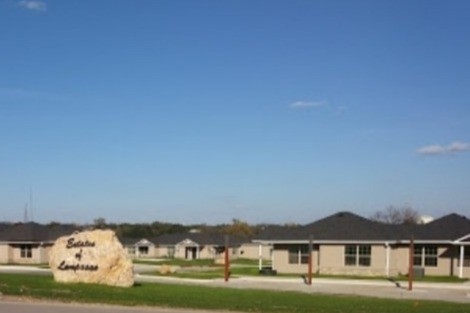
153,265,261,279
134,258,216,267
0,273,469,313
134,257,267,267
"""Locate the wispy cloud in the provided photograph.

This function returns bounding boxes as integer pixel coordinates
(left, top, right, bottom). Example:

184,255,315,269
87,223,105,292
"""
416,141,470,156
289,100,326,109
18,0,46,11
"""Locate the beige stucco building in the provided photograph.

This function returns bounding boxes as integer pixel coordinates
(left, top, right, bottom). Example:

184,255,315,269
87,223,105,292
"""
255,212,470,279
0,223,77,265
122,232,271,261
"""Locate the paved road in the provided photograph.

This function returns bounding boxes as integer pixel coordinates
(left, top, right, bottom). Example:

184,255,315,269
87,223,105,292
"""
0,299,236,313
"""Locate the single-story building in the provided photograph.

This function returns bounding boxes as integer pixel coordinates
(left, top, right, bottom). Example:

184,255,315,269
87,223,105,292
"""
0,222,77,264
254,212,470,278
122,232,272,261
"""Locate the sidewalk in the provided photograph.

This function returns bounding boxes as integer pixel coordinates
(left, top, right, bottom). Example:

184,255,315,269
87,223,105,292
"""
136,274,470,304
2,266,469,304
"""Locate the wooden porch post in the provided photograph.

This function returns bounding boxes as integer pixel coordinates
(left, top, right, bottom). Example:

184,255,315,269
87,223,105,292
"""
307,236,313,285
258,243,263,271
408,235,414,291
224,235,230,282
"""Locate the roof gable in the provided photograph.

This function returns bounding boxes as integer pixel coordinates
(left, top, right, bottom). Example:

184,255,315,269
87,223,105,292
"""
420,213,470,240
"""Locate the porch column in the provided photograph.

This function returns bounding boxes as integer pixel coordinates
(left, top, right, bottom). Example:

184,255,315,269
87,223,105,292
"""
196,244,200,259
271,244,274,266
459,245,464,279
385,242,390,277
258,243,263,271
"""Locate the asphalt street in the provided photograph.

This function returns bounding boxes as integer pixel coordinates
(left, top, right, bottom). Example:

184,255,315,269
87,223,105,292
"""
0,300,236,313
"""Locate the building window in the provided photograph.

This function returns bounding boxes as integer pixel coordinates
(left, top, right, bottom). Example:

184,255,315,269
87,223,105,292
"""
127,246,136,255
413,245,438,267
344,245,371,267
20,245,32,258
288,245,309,264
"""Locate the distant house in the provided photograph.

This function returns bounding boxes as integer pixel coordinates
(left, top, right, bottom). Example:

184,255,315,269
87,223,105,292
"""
0,222,77,264
154,232,227,260
122,232,266,261
120,237,157,258
254,212,470,278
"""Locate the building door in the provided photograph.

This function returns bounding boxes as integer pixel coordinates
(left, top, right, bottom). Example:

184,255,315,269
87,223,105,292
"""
185,247,197,259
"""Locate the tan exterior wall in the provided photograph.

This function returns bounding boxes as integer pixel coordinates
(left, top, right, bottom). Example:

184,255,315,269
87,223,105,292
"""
155,246,170,258
271,244,318,274
0,244,10,263
272,247,305,274
39,245,52,263
273,243,470,278
8,244,51,264
318,245,387,276
391,244,467,277
389,245,409,276
238,243,272,260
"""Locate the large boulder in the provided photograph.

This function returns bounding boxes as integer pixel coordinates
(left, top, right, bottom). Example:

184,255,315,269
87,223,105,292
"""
49,229,134,287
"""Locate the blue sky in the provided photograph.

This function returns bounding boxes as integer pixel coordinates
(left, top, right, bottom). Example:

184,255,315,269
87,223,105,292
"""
1,0,469,224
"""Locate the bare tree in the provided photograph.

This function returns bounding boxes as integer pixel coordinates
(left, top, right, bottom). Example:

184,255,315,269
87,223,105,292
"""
370,205,420,224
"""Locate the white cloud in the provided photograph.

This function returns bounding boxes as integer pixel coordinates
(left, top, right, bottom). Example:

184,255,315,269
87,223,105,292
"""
416,145,446,156
447,141,470,153
416,141,470,156
289,100,326,109
18,0,46,11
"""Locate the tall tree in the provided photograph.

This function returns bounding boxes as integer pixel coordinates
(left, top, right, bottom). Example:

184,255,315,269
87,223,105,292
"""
223,219,255,236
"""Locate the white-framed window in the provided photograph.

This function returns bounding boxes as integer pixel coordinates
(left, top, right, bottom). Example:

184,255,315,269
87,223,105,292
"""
288,245,309,264
345,245,371,267
20,244,32,258
413,245,438,267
